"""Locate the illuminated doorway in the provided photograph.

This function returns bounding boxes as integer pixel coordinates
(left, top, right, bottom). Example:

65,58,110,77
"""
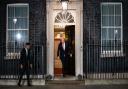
54,25,75,78
46,0,83,79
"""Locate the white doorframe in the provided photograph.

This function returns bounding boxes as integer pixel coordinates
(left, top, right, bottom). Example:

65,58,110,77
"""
46,0,83,78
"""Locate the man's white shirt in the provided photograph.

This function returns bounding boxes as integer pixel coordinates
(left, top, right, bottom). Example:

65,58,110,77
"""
62,42,65,51
25,48,28,56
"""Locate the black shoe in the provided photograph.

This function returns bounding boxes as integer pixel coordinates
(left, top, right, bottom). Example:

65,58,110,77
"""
28,84,32,86
63,75,66,77
18,83,22,87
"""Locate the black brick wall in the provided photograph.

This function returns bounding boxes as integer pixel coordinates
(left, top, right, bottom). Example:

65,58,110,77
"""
83,0,128,74
0,0,46,75
0,0,128,77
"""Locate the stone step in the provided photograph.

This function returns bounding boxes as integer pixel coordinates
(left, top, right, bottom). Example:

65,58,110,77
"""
46,80,85,85
0,79,45,85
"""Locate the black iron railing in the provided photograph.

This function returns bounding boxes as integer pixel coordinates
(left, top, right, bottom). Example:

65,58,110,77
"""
84,41,128,79
0,45,45,79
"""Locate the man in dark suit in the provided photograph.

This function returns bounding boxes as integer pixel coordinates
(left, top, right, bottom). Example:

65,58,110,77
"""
57,37,69,77
18,43,33,87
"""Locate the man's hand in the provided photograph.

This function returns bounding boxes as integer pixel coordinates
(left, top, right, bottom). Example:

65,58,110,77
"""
30,64,32,69
57,56,60,60
70,53,72,58
20,64,23,69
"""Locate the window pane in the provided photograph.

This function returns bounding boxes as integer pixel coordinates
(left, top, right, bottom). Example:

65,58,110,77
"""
101,28,107,40
102,4,114,15
8,30,29,41
115,41,121,50
8,18,14,29
8,7,14,17
102,40,115,51
108,4,114,15
102,16,109,26
9,30,28,42
8,42,22,53
15,30,29,42
8,42,15,52
8,18,28,29
109,16,114,26
115,16,121,26
8,30,15,41
102,5,109,15
115,4,121,15
108,28,114,40
15,6,28,17
115,28,121,40
15,18,28,29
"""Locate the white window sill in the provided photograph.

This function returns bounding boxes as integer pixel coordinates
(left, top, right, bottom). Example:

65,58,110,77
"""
100,51,124,58
4,53,20,60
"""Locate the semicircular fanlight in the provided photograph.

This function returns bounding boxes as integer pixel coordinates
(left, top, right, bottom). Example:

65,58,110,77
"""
55,11,75,23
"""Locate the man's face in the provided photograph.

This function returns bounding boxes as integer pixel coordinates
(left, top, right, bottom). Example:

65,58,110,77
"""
61,38,65,43
26,45,30,49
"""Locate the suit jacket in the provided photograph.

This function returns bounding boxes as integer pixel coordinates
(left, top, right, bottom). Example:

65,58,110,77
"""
20,48,32,66
57,41,69,61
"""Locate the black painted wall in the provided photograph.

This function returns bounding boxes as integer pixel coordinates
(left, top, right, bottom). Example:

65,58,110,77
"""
0,0,46,76
1,0,128,77
83,0,128,74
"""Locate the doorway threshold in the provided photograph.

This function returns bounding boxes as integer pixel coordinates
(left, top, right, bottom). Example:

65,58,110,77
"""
54,76,76,80
46,78,85,85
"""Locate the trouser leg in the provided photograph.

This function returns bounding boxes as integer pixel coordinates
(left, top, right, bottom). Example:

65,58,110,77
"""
18,68,25,84
62,60,67,75
64,59,68,74
26,68,30,85
61,60,65,75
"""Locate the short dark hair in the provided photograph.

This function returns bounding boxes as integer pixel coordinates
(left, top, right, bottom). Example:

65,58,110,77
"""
26,42,31,45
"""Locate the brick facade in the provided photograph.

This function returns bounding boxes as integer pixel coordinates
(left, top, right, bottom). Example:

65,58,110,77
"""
0,0,46,75
0,0,128,77
83,0,128,74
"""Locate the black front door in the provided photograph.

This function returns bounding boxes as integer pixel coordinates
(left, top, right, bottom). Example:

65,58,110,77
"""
65,25,75,75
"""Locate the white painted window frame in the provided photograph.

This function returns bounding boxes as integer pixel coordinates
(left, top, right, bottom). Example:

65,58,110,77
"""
101,2,123,57
6,3,29,59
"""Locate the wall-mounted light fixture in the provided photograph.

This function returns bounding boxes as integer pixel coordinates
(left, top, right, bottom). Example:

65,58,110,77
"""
60,0,69,11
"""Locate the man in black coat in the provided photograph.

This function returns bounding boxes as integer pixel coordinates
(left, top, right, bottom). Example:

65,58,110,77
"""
18,43,33,86
57,38,69,77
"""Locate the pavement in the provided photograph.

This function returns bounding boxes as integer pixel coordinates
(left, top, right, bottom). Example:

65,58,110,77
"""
0,85,128,89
